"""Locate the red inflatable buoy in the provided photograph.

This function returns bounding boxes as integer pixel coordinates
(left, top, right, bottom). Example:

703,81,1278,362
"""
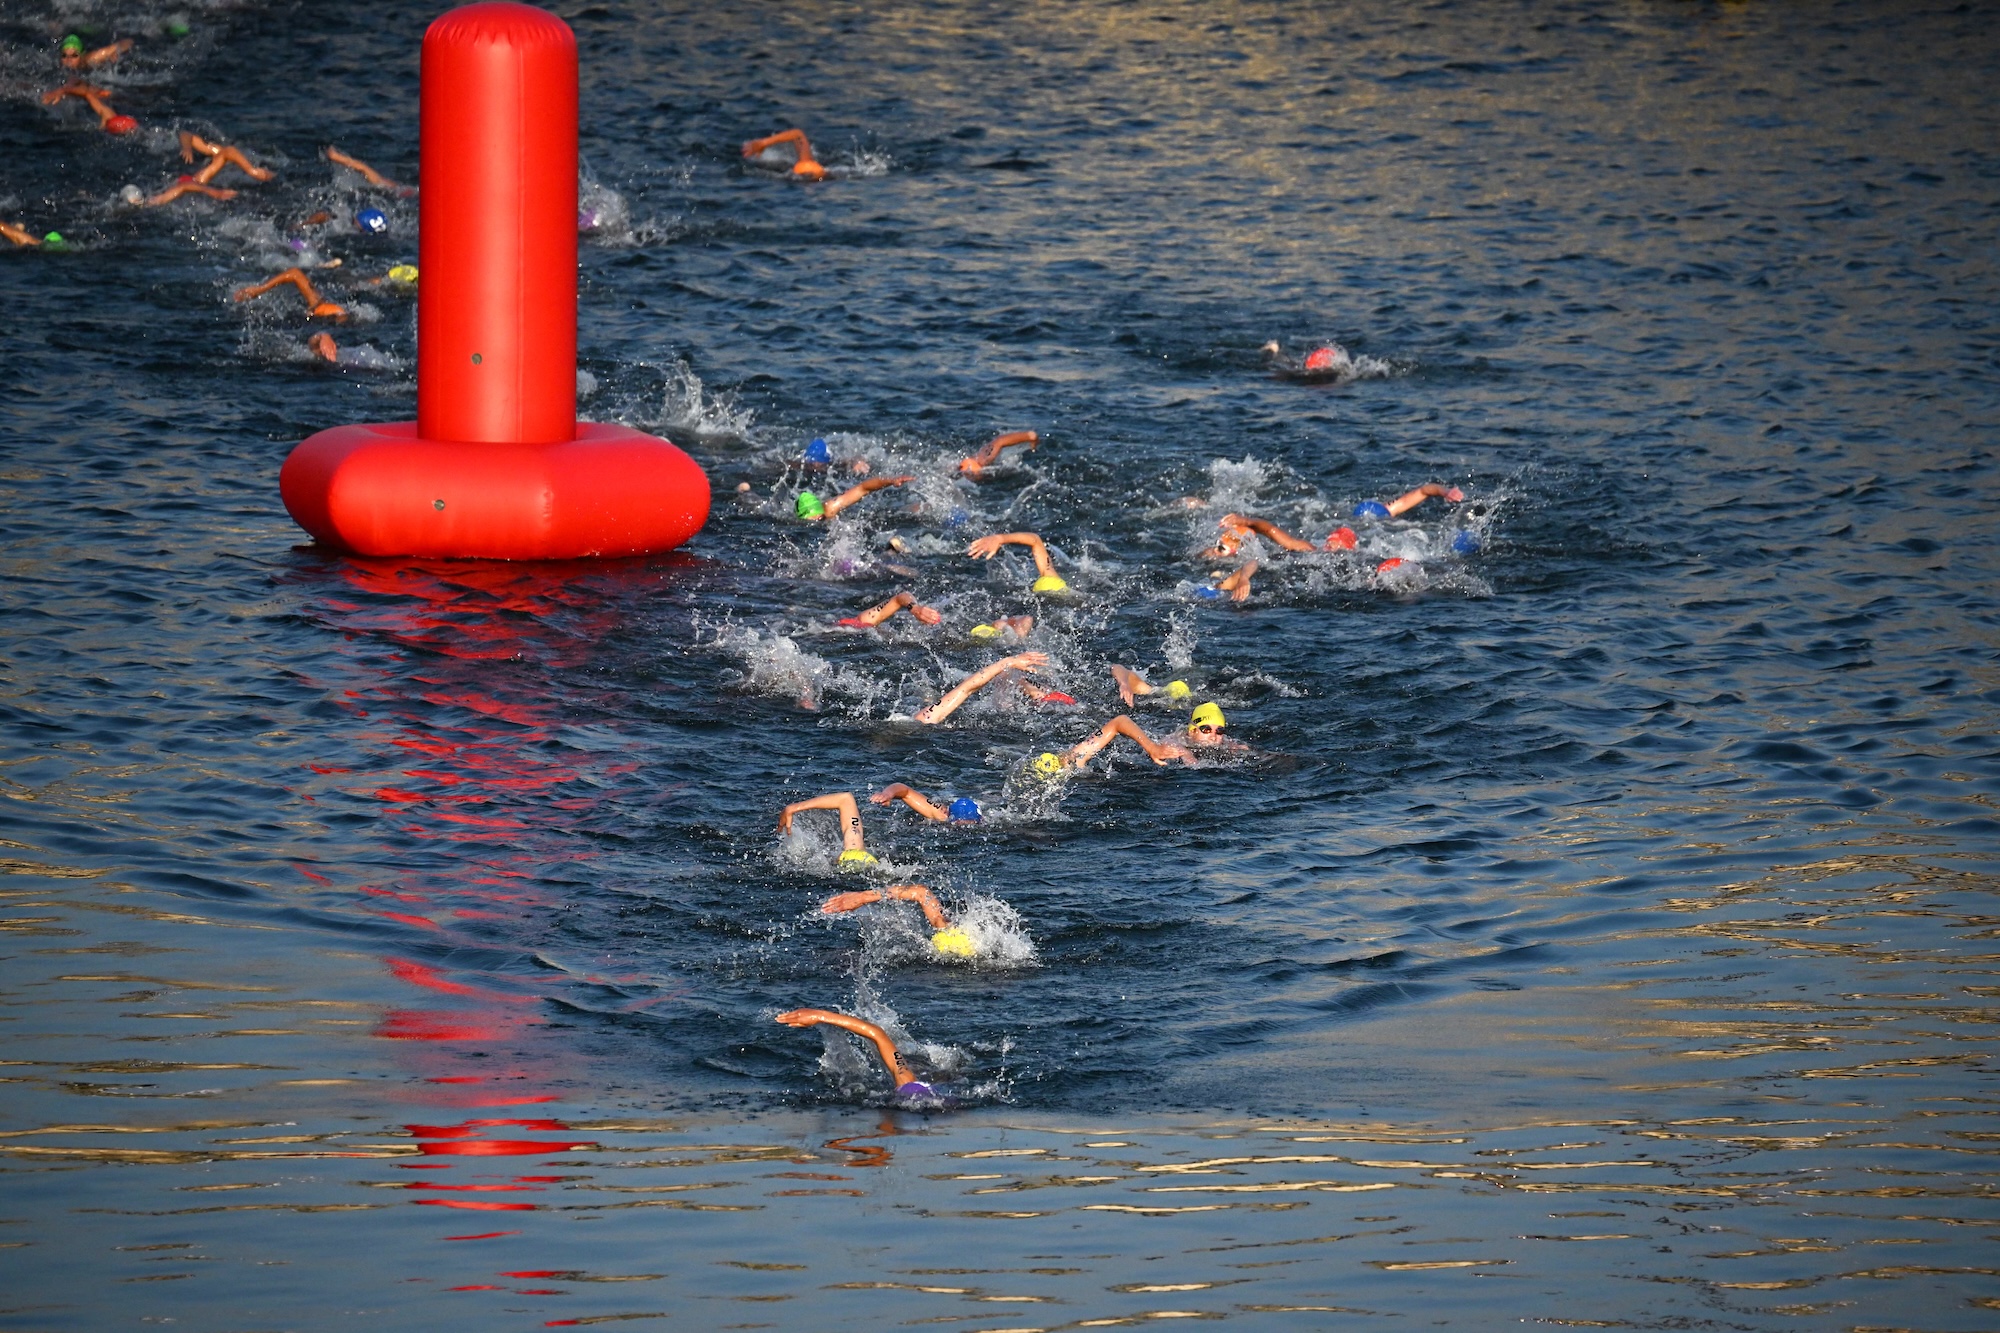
280,3,709,560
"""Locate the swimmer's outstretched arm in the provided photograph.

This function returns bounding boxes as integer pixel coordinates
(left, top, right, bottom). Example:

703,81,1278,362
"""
870,783,952,822
840,591,940,628
965,532,1058,580
1063,714,1191,769
145,180,237,206
774,1008,919,1088
326,147,406,191
916,652,1048,725
959,430,1038,477
1226,515,1317,553
41,82,117,124
819,475,914,520
1110,665,1155,706
778,791,868,854
821,884,952,930
1219,560,1256,603
0,222,42,247
181,132,275,184
742,128,826,180
1384,483,1464,517
69,38,132,69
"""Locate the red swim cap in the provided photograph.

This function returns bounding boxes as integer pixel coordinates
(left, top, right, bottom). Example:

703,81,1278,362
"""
1375,557,1404,574
1304,346,1340,371
1325,526,1357,551
105,114,138,135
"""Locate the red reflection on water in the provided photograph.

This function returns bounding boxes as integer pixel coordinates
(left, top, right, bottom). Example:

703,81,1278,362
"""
448,1284,507,1291
416,1199,539,1211
444,1231,519,1241
376,1011,500,1043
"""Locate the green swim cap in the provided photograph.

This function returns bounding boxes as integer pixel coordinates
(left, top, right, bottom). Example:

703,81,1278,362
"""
1031,752,1063,778
1165,679,1191,699
1031,573,1067,594
61,35,83,53
41,232,66,251
837,847,876,866
167,21,190,37
931,927,976,958
796,490,825,519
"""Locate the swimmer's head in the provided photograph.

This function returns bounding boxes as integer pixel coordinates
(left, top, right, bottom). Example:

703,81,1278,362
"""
1031,752,1064,779
61,35,84,55
795,490,825,520
104,115,138,136
793,160,826,181
930,927,976,958
1164,679,1191,699
968,623,999,640
1191,584,1222,600
837,847,877,867
119,184,142,206
1031,573,1067,594
1325,526,1358,551
354,208,389,235
1450,530,1482,554
166,20,190,37
1303,344,1344,372
895,1078,936,1099
803,437,831,465
387,264,418,285
1353,499,1391,520
41,232,66,252
577,207,601,233
310,301,348,321
1375,557,1405,574
946,797,982,823
1188,701,1226,743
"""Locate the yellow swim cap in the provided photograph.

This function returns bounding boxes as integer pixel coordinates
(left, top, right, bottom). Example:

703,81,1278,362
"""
1190,702,1226,730
387,264,418,284
969,623,999,639
1165,679,1191,699
1031,752,1064,778
1031,573,1068,594
931,927,976,958
837,848,877,866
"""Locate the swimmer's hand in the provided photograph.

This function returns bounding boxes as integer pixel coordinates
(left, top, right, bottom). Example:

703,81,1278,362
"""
819,890,883,915
869,783,913,806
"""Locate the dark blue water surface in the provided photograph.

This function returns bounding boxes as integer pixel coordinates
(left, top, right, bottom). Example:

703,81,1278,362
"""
3,0,1998,1328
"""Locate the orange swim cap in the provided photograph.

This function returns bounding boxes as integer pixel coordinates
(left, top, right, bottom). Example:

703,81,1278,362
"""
310,301,348,322
1375,557,1404,574
1304,345,1340,371
105,114,138,135
794,160,825,181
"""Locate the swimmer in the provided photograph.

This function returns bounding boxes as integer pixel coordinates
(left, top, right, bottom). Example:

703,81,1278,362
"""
326,147,412,194
130,179,237,207
1352,482,1464,521
1109,665,1192,708
796,474,914,522
779,790,876,866
871,784,983,825
1061,701,1242,770
1204,513,1319,558
0,222,59,248
59,35,132,70
916,652,1049,725
233,268,347,321
968,615,1034,641
839,590,941,629
820,883,979,958
742,128,826,181
40,82,134,134
1263,340,1353,380
178,132,275,185
773,1008,934,1098
958,430,1039,478
966,531,1067,593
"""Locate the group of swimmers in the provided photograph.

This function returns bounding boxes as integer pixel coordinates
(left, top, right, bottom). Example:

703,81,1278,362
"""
9,28,417,364
762,426,1477,1102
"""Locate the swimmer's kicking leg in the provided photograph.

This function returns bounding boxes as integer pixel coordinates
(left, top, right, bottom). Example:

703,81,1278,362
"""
820,883,979,958
915,652,1047,724
779,790,876,866
774,1008,932,1096
958,430,1038,478
839,590,941,628
742,128,826,181
233,267,347,321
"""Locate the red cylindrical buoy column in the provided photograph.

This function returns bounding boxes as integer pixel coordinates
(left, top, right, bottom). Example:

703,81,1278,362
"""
419,4,576,445
279,2,709,561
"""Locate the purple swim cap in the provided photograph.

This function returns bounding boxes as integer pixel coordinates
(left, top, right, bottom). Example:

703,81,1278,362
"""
895,1080,935,1099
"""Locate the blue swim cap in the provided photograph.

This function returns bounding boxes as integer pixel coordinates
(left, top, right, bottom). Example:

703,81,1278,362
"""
1450,530,1482,554
355,208,389,235
1191,585,1223,600
947,797,981,822
804,437,831,465
946,507,969,527
1353,499,1391,519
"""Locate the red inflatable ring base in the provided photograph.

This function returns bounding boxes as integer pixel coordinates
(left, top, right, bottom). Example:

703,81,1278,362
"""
280,421,711,560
